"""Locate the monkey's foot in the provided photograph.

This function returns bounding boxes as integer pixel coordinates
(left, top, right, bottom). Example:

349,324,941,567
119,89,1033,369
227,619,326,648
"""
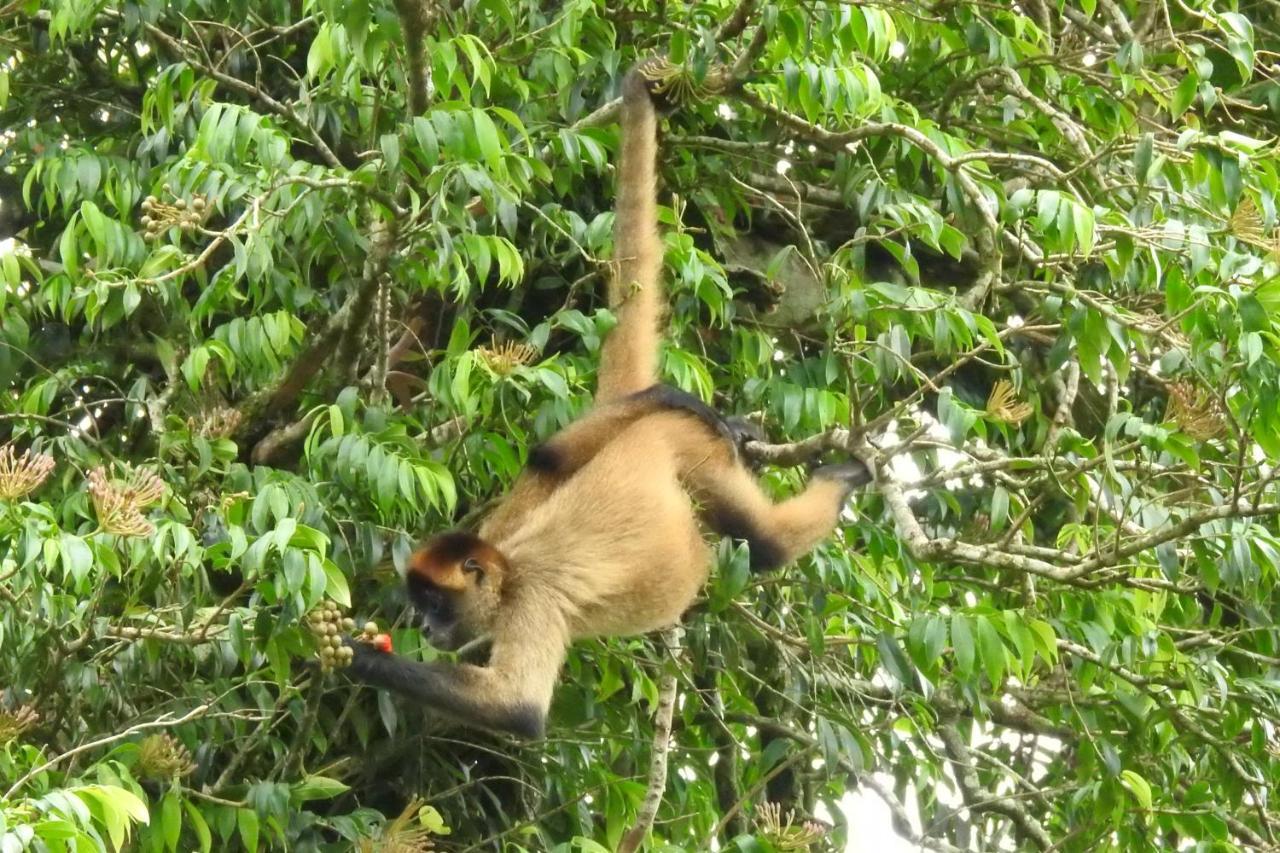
812,461,874,490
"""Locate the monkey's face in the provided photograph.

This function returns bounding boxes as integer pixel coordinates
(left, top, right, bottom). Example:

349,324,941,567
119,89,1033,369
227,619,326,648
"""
405,574,468,650
404,533,505,651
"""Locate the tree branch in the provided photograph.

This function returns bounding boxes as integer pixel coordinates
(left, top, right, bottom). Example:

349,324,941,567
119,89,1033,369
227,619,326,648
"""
334,217,398,386
392,0,435,115
939,724,1052,850
5,703,212,799
618,627,683,853
729,713,965,853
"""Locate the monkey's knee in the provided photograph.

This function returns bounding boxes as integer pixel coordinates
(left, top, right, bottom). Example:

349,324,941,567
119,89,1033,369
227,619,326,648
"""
709,506,789,572
527,441,566,475
490,704,547,739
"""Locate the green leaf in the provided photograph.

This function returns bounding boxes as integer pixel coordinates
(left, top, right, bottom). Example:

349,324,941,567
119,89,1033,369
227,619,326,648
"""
1120,769,1153,810
1028,619,1059,665
237,808,259,852
1073,204,1095,256
989,486,1009,532
471,109,505,174
412,117,440,166
875,631,915,688
1170,73,1197,118
1239,293,1268,332
1220,12,1256,79
306,23,333,79
951,613,975,677
182,802,212,853
290,775,350,802
380,133,400,172
975,616,1006,687
1134,133,1153,183
160,789,182,851
321,559,351,607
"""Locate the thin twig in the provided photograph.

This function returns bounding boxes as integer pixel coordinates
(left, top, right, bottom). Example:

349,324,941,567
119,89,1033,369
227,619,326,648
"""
6,704,211,798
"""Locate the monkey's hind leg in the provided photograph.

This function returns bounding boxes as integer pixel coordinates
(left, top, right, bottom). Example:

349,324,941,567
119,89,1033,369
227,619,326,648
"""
687,457,871,572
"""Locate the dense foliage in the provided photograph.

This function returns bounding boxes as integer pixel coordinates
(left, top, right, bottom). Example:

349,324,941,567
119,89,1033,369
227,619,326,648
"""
4,0,1280,850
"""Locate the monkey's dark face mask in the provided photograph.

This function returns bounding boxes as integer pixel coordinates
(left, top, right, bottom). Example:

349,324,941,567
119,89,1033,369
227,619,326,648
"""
405,533,504,652
405,563,497,652
405,575,465,651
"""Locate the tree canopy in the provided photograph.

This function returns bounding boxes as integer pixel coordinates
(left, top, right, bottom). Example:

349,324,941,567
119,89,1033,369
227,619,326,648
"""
3,0,1280,850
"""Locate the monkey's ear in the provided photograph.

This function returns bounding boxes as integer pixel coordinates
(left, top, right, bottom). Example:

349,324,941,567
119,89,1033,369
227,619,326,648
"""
462,558,485,581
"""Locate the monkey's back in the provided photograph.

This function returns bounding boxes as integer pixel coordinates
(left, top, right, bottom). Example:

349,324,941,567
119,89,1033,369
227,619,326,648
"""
497,411,722,639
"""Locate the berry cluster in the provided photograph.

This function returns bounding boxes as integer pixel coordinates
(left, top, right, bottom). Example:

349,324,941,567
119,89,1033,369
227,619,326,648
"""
140,184,207,240
306,600,393,672
307,600,357,672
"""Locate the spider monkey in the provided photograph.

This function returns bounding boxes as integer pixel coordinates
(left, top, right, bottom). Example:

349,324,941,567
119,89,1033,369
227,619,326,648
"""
342,63,872,738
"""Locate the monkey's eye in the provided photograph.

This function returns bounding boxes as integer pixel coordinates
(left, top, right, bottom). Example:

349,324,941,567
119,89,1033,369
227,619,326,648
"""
462,558,484,578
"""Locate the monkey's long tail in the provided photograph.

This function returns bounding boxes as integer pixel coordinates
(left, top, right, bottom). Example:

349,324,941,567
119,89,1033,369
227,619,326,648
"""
596,66,662,403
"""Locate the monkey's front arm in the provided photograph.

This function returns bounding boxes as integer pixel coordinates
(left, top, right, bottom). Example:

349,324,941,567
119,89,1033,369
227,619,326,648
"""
342,638,549,738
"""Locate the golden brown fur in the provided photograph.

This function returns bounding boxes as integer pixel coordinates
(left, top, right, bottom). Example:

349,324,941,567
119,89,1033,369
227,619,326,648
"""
342,64,871,738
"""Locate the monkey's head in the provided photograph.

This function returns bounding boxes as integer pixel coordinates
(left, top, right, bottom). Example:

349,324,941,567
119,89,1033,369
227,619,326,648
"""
403,531,507,651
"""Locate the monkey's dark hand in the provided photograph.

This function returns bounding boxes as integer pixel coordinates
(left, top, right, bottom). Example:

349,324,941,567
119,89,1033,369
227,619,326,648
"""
340,635,382,678
724,416,767,469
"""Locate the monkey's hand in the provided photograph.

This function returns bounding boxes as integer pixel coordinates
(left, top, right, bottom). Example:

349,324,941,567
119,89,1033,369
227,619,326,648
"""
340,635,384,679
724,416,766,468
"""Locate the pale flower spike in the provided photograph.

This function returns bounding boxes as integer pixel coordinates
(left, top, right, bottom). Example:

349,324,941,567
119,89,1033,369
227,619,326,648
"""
87,465,166,537
0,444,56,501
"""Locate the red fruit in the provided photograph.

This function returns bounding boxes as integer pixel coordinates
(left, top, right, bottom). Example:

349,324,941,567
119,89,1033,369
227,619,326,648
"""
372,633,393,653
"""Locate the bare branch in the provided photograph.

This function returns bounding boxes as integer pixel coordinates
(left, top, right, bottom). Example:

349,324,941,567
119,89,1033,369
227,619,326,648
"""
939,725,1052,850
392,0,436,115
618,627,683,853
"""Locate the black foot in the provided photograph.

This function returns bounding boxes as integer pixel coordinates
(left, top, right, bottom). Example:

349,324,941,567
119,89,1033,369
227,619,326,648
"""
812,461,874,491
